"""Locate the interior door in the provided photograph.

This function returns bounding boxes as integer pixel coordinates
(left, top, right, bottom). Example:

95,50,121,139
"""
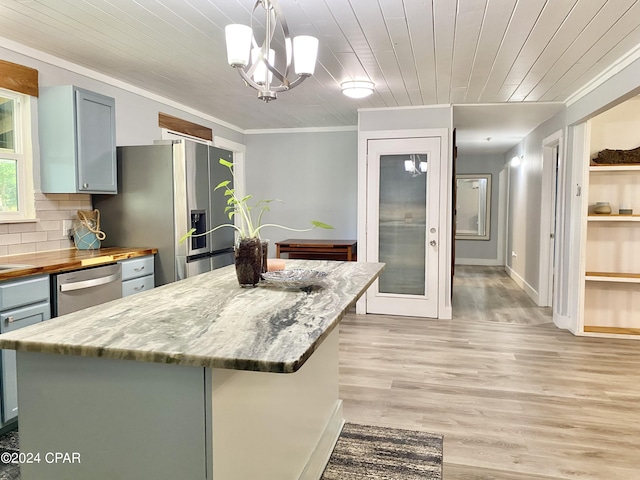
366,137,441,318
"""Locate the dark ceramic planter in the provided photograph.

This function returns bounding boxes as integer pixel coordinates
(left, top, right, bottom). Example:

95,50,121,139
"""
261,239,269,274
235,237,262,287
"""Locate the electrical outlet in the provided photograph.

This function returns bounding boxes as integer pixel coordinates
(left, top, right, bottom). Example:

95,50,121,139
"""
62,220,73,239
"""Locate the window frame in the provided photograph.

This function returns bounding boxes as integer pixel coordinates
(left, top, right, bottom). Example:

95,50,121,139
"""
0,87,35,222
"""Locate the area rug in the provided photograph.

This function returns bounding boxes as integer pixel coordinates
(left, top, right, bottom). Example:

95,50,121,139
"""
321,422,443,480
0,423,443,480
0,430,19,480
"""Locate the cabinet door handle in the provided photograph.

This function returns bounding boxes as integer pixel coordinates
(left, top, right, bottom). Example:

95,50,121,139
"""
6,316,15,324
82,183,89,189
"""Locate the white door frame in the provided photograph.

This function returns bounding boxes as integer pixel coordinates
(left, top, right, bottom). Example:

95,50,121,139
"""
356,128,451,318
365,136,441,318
539,130,564,307
498,166,509,266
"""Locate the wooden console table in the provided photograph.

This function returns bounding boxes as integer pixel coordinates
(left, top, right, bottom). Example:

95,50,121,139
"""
276,239,357,261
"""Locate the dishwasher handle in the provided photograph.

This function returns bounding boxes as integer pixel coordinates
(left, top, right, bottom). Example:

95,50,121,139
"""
59,272,121,292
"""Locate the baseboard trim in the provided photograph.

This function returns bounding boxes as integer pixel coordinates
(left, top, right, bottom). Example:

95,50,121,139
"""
553,314,572,331
298,401,344,480
505,265,539,304
455,258,503,266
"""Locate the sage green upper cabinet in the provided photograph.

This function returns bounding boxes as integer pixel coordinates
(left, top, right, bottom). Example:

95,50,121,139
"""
39,86,117,194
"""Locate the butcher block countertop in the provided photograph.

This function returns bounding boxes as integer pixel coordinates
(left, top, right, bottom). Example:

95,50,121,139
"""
0,247,158,281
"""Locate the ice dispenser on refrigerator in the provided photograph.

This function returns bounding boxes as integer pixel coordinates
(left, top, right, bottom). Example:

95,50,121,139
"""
94,140,236,286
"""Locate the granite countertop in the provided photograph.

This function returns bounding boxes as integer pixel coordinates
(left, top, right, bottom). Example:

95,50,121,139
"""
0,260,384,373
0,247,158,281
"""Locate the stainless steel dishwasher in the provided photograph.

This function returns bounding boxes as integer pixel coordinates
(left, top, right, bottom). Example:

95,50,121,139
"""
52,263,122,316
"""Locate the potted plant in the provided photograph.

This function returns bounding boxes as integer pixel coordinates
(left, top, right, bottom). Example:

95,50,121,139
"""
181,159,332,287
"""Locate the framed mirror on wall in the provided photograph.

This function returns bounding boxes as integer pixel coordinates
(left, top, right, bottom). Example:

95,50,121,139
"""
455,174,491,241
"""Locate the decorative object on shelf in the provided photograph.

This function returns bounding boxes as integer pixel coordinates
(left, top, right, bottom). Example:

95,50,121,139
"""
180,159,333,287
592,146,640,165
235,237,263,288
593,202,612,214
619,204,633,215
73,209,106,250
341,80,375,98
224,0,318,102
261,269,328,290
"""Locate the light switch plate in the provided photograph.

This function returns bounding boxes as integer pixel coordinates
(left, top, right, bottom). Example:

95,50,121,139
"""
62,220,73,239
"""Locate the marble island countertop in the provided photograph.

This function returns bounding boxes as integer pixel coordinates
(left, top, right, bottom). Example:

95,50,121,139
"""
0,260,384,373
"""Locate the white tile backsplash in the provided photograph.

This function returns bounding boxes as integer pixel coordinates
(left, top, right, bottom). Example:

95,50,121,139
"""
21,231,48,243
8,243,36,255
8,223,37,233
0,234,22,246
0,192,91,256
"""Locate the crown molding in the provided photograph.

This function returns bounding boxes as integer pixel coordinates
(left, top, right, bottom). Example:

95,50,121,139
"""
244,126,357,135
564,43,640,107
0,36,245,134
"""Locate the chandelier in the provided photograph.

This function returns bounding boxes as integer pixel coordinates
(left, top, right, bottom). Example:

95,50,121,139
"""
224,0,319,102
404,154,428,177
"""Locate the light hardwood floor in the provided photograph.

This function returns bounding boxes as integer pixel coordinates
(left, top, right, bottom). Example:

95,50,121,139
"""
339,266,640,479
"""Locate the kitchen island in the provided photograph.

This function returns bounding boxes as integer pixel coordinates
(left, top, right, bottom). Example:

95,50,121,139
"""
0,260,383,480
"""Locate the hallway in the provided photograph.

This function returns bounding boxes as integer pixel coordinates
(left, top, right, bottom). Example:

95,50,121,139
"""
339,266,640,479
452,266,552,325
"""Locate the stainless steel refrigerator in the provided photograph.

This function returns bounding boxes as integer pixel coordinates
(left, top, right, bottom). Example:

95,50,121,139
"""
94,139,235,286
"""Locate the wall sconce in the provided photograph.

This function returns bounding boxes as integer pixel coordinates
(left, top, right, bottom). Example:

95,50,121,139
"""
511,155,522,167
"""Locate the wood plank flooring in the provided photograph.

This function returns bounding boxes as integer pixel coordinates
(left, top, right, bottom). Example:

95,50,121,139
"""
339,266,640,479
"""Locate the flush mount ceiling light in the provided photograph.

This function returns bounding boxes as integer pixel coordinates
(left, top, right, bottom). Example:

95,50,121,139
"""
225,0,319,102
511,155,522,167
341,80,375,98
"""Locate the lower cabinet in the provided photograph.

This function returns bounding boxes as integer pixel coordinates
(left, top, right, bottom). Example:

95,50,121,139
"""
0,257,154,429
0,275,50,427
119,255,155,298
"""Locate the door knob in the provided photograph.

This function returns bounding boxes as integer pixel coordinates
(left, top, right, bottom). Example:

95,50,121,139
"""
430,240,437,247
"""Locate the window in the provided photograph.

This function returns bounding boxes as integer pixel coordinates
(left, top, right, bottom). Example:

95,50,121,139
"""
0,87,34,222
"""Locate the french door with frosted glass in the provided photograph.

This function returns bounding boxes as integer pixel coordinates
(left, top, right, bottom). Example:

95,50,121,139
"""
366,137,441,317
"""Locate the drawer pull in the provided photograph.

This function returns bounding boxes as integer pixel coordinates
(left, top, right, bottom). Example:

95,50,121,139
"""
133,285,145,291
6,316,15,324
133,266,145,272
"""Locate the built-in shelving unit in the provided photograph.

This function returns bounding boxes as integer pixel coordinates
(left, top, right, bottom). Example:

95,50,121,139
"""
581,163,639,337
587,215,640,221
585,272,640,283
589,164,640,172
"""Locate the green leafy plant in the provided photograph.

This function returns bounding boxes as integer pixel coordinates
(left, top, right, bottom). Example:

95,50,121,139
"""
180,158,332,243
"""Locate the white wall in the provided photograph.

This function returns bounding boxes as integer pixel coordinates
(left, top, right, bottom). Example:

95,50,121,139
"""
455,154,505,265
0,41,245,255
244,129,358,254
0,42,245,187
589,96,640,156
505,110,566,302
357,106,453,318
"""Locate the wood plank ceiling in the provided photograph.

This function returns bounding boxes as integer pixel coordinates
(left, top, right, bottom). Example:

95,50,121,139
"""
0,0,638,132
